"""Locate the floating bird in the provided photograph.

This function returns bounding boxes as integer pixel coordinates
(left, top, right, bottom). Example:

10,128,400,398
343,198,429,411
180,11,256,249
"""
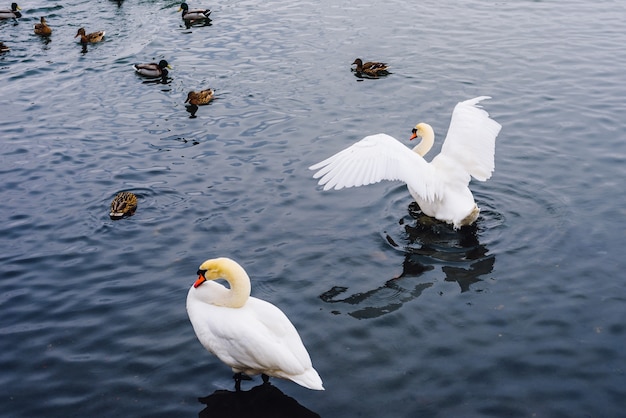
187,257,324,391
351,58,390,78
109,191,137,220
310,96,502,229
185,88,214,105
178,2,211,22
75,27,105,44
34,17,52,36
0,2,21,19
133,60,171,79
0,41,9,53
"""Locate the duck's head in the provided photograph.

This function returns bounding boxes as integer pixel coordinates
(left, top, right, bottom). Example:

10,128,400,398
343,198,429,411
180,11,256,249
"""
178,2,189,12
75,27,86,38
158,59,172,69
352,58,363,66
11,2,20,11
39,16,46,24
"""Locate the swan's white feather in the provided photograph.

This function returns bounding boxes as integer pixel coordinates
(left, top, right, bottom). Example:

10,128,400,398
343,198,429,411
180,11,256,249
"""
187,262,324,391
309,97,501,228
310,133,441,203
440,96,502,181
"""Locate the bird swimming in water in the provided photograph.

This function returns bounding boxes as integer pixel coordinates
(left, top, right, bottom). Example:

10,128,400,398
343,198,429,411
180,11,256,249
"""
109,191,137,220
310,96,502,229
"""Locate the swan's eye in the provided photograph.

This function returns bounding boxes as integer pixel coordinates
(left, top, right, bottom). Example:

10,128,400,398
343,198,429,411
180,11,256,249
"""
411,128,417,134
197,269,207,278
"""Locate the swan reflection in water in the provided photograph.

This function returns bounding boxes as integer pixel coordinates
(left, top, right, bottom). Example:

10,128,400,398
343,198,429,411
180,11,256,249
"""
320,202,495,319
198,382,320,418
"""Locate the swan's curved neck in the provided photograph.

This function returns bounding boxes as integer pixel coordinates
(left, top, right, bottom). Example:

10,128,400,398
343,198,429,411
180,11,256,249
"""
412,123,435,157
204,258,251,308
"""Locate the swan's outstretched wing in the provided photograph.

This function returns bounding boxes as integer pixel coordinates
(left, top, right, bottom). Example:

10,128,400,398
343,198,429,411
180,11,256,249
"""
439,96,502,182
309,133,442,203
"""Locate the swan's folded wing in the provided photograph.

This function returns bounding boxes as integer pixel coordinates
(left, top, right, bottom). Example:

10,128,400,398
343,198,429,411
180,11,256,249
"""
206,298,314,379
440,96,502,181
309,133,442,203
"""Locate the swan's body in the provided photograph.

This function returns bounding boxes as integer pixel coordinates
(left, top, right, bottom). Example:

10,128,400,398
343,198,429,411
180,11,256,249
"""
186,257,324,391
310,96,502,229
34,17,52,36
0,3,21,19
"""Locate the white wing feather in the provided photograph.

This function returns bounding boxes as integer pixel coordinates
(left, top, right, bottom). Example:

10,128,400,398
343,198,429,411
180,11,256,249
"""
440,96,502,182
309,133,442,203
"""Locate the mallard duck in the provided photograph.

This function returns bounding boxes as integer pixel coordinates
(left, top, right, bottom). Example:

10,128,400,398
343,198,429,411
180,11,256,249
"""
133,60,171,79
351,58,390,78
310,97,502,229
187,257,324,391
34,17,52,36
0,42,9,53
75,28,105,44
0,2,21,19
178,2,211,21
109,191,137,219
185,89,214,105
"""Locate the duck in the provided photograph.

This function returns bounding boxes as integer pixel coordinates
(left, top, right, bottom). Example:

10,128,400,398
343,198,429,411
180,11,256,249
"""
185,88,214,105
133,60,171,79
187,257,324,391
0,3,21,19
0,41,9,53
309,96,502,229
178,2,211,21
109,191,137,219
75,28,106,44
0,3,22,19
352,58,390,78
34,17,52,36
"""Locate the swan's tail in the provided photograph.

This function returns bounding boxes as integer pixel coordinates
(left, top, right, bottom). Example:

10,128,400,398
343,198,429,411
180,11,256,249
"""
285,368,324,391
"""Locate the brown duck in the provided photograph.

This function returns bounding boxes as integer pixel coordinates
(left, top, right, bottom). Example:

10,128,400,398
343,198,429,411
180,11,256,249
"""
352,58,390,78
109,192,137,220
185,89,214,105
75,27,105,44
34,17,52,36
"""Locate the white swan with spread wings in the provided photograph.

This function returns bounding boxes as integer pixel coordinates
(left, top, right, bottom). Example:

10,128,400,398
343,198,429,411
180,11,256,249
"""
310,96,502,229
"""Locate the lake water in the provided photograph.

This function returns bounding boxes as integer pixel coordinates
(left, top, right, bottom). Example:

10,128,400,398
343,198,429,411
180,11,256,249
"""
1,0,625,416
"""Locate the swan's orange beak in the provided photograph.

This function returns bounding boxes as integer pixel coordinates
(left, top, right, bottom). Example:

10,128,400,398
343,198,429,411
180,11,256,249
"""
193,273,206,288
409,132,417,141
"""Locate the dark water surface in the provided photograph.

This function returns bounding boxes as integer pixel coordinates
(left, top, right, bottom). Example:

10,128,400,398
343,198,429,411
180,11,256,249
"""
2,0,625,416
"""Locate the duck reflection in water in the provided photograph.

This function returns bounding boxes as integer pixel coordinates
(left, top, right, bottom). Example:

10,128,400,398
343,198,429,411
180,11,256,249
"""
320,202,495,319
198,382,320,418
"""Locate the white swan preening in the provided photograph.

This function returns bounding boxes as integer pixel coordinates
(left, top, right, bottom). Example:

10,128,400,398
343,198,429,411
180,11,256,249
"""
186,257,324,391
310,96,502,229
